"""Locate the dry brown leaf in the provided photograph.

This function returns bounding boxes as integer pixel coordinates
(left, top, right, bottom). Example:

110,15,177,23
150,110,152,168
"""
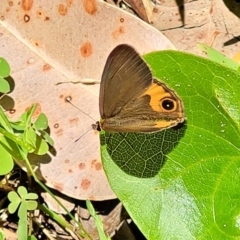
0,0,175,201
152,0,240,57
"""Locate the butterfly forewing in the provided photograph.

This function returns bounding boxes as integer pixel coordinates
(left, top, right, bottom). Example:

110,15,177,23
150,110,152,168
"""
100,44,152,119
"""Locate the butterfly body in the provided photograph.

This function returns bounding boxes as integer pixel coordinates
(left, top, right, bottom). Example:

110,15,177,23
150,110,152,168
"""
95,44,185,133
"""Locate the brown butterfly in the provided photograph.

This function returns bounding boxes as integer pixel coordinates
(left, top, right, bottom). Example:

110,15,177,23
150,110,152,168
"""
93,44,185,133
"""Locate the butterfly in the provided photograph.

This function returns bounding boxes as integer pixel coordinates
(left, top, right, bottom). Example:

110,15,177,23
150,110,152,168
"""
93,44,184,133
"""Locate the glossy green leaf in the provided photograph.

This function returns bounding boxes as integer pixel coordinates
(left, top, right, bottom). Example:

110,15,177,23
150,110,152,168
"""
0,77,10,93
101,51,240,239
0,58,10,77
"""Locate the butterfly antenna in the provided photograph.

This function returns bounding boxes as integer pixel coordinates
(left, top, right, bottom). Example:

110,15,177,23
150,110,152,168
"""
75,127,93,142
65,96,96,122
65,97,98,142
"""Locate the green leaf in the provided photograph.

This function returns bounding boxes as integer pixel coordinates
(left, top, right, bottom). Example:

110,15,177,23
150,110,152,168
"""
33,113,48,130
28,236,37,240
8,191,20,203
0,127,34,152
0,106,13,133
26,200,38,211
8,191,21,214
19,104,37,127
0,229,5,240
0,135,27,160
0,142,14,175
0,58,10,78
33,135,48,155
18,186,28,199
8,201,20,214
39,130,54,146
26,193,38,200
0,77,10,93
24,127,36,148
101,51,240,239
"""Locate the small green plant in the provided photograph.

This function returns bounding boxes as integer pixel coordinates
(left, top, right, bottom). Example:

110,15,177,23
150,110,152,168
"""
8,186,38,240
0,58,92,239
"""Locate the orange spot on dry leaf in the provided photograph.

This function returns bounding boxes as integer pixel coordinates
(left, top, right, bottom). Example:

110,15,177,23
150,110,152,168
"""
68,169,73,173
66,0,73,7
22,0,33,11
56,128,63,136
80,42,92,57
95,162,102,171
91,159,102,170
83,0,97,15
42,63,51,71
53,182,63,192
69,118,79,124
45,16,50,21
81,179,91,190
6,8,10,13
58,4,67,16
112,26,125,39
8,1,13,7
91,159,97,165
79,163,85,170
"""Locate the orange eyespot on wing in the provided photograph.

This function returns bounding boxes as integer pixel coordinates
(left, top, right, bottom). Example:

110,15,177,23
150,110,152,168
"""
139,79,183,117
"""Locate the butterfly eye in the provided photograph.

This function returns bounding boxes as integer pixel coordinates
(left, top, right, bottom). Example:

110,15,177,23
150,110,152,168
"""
161,98,176,111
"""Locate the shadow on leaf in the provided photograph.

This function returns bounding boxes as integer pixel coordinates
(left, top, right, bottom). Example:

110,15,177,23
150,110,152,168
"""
100,123,186,178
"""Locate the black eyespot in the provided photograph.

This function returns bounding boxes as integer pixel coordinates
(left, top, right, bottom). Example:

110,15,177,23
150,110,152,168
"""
162,99,175,111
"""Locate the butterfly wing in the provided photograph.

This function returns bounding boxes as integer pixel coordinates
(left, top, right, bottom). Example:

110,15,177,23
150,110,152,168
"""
100,44,152,119
102,79,184,132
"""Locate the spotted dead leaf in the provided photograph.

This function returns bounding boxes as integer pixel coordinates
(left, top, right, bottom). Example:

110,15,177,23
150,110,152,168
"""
0,0,175,201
